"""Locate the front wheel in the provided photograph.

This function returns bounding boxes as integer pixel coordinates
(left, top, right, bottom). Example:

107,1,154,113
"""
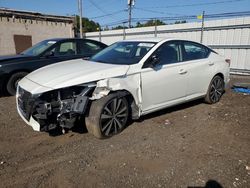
86,93,129,139
205,75,225,104
6,72,28,96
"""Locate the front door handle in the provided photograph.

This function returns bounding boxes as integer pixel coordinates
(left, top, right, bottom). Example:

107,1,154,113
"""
179,69,187,74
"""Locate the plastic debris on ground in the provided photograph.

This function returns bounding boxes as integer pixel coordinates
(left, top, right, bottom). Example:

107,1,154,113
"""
164,119,171,125
232,82,250,94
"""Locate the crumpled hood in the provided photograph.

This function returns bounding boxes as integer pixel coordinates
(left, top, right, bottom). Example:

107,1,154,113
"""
25,59,130,89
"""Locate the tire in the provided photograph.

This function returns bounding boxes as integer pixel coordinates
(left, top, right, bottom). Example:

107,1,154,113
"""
205,75,225,104
86,93,129,139
6,72,28,96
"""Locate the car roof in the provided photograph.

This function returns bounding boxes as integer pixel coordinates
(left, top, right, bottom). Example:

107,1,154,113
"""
122,37,176,43
43,38,102,42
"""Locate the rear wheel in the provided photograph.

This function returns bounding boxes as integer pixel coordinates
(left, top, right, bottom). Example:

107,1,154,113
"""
205,75,224,104
6,72,28,96
86,93,129,139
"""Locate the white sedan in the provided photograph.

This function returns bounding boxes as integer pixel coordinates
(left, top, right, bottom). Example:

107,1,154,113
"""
16,38,230,138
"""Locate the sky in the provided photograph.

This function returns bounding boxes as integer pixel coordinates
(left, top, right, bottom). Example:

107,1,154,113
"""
1,0,250,27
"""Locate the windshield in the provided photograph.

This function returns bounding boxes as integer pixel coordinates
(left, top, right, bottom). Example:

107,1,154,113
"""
21,40,57,56
90,41,156,65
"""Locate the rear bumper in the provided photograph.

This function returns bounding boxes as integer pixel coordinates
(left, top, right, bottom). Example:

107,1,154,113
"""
225,77,230,89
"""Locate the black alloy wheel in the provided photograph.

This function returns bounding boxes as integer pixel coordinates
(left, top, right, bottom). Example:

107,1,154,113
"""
100,97,128,137
205,75,224,104
86,93,129,139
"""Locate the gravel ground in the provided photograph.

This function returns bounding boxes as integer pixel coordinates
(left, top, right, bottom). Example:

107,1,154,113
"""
0,75,249,188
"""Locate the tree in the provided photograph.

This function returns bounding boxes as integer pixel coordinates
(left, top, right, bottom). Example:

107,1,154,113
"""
112,25,128,30
136,21,143,27
135,19,166,28
74,15,101,33
174,20,187,24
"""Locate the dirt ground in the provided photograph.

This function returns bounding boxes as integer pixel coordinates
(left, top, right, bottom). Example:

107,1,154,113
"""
0,75,249,188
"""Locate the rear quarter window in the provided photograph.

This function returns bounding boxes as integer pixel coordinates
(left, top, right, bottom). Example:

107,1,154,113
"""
183,42,210,61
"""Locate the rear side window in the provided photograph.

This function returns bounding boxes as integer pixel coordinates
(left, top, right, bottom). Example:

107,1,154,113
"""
59,42,77,54
182,42,209,61
49,41,77,56
78,41,103,56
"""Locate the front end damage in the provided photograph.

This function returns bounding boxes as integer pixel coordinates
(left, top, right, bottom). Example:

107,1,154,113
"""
17,74,142,133
17,85,95,132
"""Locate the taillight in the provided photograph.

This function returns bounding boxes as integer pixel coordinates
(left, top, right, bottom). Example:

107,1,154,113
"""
225,59,231,66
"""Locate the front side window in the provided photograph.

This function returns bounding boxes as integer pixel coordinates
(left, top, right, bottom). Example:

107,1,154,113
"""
21,40,56,56
153,42,181,65
183,42,209,61
90,41,156,65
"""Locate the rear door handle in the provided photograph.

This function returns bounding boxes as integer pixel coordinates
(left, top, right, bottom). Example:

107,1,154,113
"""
179,69,187,74
208,62,214,66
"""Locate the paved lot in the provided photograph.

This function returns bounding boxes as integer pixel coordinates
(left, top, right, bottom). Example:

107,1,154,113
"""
0,76,249,188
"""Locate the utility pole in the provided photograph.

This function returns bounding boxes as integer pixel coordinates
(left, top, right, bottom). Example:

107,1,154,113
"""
78,0,83,38
123,22,126,40
200,11,205,43
128,0,135,28
154,19,157,37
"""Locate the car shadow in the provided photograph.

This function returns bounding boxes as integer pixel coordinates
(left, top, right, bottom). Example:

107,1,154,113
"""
49,116,88,137
0,90,11,98
187,179,223,188
72,116,88,134
50,98,204,136
135,98,204,123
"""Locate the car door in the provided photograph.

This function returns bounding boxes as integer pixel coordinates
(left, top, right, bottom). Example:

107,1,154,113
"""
181,41,215,99
141,41,189,113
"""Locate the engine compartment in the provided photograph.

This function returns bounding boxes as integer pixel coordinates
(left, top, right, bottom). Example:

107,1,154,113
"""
30,86,94,132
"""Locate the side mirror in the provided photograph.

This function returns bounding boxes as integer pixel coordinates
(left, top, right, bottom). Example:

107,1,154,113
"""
44,51,54,58
149,55,160,68
83,56,90,60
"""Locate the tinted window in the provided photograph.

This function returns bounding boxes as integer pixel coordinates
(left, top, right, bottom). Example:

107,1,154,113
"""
154,42,180,65
78,41,103,56
183,42,209,61
49,41,77,56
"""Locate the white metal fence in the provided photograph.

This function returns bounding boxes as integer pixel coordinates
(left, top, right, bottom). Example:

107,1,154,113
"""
86,17,250,74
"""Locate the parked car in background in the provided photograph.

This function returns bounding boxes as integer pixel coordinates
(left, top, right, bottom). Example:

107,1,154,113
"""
0,38,107,95
16,38,230,138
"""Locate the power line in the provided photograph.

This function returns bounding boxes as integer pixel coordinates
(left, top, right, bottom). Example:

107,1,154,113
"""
138,0,248,9
88,0,120,21
88,0,107,15
89,9,126,19
133,11,250,22
100,11,250,27
133,7,184,16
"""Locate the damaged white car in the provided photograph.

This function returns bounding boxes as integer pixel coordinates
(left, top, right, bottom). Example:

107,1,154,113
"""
16,38,230,138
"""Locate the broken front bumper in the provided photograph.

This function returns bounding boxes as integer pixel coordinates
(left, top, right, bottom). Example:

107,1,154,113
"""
16,85,90,132
16,86,41,131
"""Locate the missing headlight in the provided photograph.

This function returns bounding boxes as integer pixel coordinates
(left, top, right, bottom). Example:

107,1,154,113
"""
31,85,95,132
